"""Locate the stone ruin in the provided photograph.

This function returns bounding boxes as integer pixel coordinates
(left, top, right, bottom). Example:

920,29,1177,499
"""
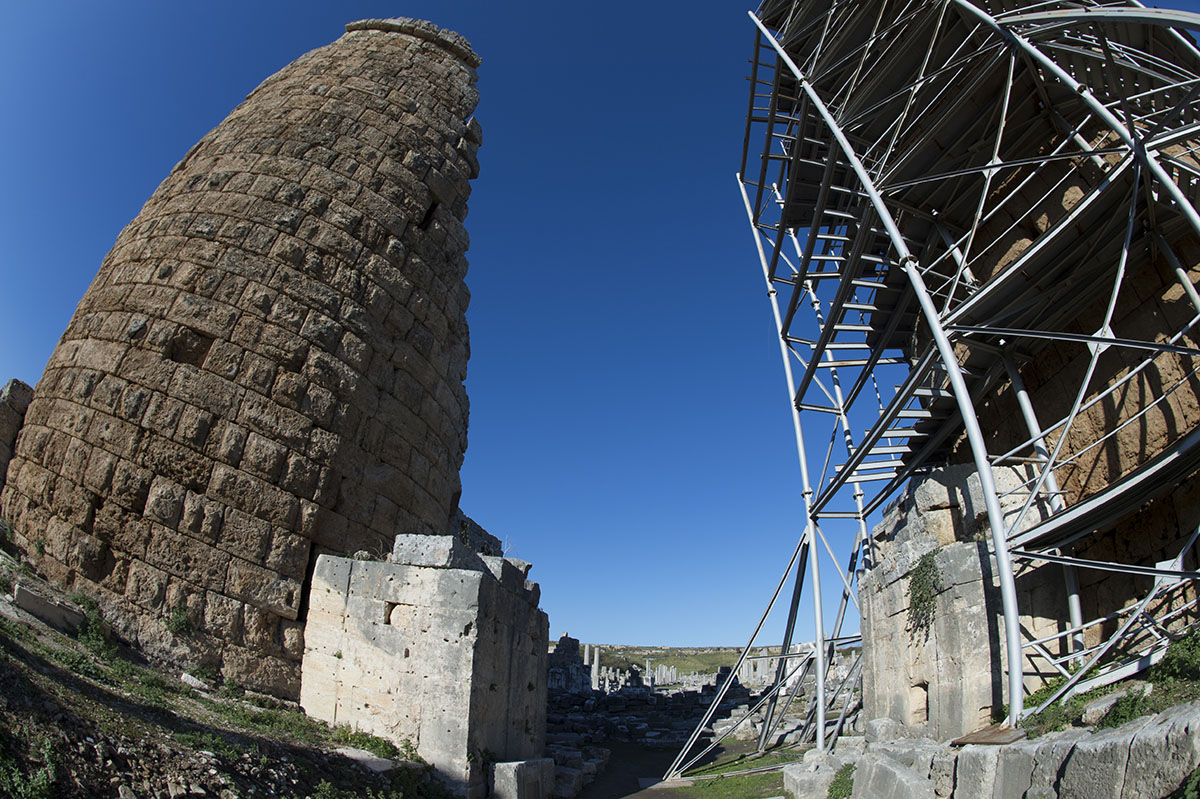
0,17,553,798
301,534,547,796
0,17,484,696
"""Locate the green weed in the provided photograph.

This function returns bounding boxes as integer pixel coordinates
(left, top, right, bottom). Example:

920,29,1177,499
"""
174,730,241,758
1097,690,1153,729
309,779,406,799
693,770,784,799
330,725,404,760
907,550,941,638
1150,628,1200,683
167,603,193,636
0,737,57,799
828,762,855,799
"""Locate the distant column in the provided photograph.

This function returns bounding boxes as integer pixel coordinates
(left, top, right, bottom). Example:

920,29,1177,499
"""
591,648,601,691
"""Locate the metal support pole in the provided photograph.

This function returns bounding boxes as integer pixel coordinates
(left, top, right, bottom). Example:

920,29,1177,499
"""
758,536,809,750
904,263,1025,723
749,10,1026,723
1002,353,1084,661
809,524,827,748
740,172,829,751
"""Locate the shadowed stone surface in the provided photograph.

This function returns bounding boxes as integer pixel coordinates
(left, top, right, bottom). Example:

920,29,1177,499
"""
0,379,33,497
0,17,481,696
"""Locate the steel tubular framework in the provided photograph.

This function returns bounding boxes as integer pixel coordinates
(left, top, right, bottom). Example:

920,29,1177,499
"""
668,0,1200,779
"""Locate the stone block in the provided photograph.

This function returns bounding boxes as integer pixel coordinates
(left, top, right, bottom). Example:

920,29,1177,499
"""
552,766,583,799
992,738,1039,799
302,550,547,797
1027,728,1088,796
390,532,483,570
852,752,935,799
867,717,909,743
1059,721,1150,799
1121,700,1200,799
480,554,526,593
12,583,85,633
0,379,34,415
954,746,998,799
491,759,555,799
782,757,848,799
930,749,956,798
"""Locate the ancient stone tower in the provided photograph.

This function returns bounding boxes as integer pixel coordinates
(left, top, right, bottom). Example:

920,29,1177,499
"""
0,18,481,696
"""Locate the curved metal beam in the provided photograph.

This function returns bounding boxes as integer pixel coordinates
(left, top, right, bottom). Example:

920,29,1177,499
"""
998,7,1200,32
749,8,1027,725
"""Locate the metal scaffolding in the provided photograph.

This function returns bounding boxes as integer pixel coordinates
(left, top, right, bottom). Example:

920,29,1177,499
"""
669,0,1200,778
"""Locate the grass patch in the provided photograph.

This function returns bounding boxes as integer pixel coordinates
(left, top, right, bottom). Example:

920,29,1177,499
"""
1150,629,1200,683
691,770,784,799
329,725,413,760
0,736,57,799
828,762,854,799
200,696,418,762
687,750,803,778
1022,627,1200,737
130,671,189,708
173,730,244,759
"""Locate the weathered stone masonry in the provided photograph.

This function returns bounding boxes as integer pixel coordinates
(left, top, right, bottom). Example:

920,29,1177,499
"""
301,534,548,797
0,18,481,696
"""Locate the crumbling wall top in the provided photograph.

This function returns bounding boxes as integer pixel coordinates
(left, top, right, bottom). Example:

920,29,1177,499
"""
345,18,481,68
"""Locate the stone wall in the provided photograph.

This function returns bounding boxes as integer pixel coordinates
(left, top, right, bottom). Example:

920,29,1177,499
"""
964,235,1200,507
863,459,1200,742
783,699,1200,799
547,634,591,695
0,379,33,499
0,18,482,696
300,535,548,798
860,464,1066,740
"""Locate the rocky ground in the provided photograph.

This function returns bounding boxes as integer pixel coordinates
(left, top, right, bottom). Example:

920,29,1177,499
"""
0,547,450,799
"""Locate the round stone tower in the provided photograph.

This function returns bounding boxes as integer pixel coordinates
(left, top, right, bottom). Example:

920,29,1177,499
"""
0,18,481,695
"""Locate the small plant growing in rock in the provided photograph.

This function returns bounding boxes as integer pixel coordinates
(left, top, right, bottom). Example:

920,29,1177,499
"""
827,762,855,799
167,603,194,636
191,662,220,684
1097,689,1153,729
72,593,115,658
907,549,942,639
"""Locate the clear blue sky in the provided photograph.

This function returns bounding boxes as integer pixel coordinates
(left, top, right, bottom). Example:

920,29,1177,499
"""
9,1,1193,648
0,0,809,648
